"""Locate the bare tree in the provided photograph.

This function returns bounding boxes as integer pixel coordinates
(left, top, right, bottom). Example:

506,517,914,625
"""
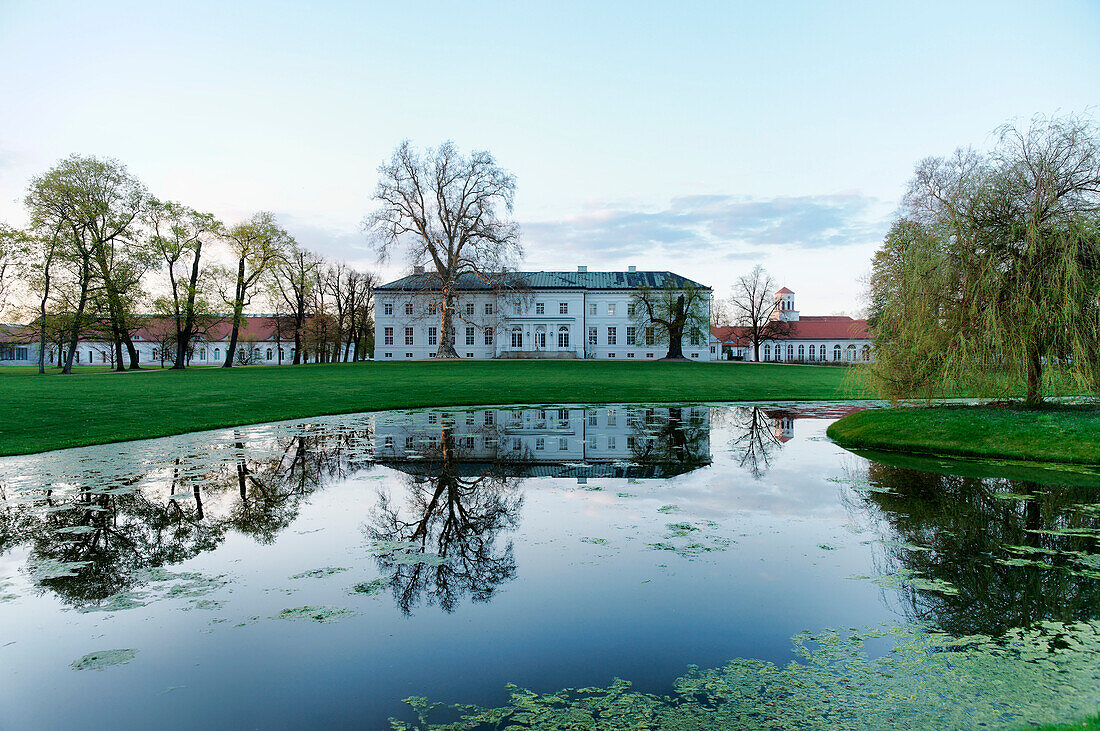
729,265,793,362
269,243,322,365
630,278,710,360
365,140,522,358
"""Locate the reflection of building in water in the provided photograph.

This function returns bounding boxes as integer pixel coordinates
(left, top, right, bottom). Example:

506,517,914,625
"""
374,406,711,479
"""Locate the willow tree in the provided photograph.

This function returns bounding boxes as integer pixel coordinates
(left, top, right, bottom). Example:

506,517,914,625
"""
869,114,1100,404
365,140,522,358
629,277,710,360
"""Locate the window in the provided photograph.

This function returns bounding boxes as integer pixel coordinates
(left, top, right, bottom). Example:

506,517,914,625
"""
466,303,474,315
590,303,597,315
787,344,794,360
152,349,158,361
627,303,636,317
535,437,545,451
797,344,804,360
429,302,436,314
646,352,654,358
485,303,493,315
405,436,414,449
691,353,699,358
608,436,616,450
513,301,521,314
484,329,493,345
428,327,438,346
690,328,700,346
833,345,842,361
607,327,616,345
820,344,827,361
559,437,568,450
511,329,522,348
862,345,871,362
764,343,771,360
404,327,414,345
385,353,392,358
466,353,473,358
535,330,546,348
266,348,273,360
558,326,569,348
484,411,495,425
428,412,437,424
512,438,522,451
607,303,616,316
645,327,655,345
626,327,636,345
536,302,545,315
405,303,413,316
384,302,393,315
809,344,816,360
214,348,220,361
558,408,569,421
559,302,568,314
627,352,634,358
405,353,413,358
466,327,475,346
607,410,616,426
588,327,598,346
847,344,857,361
384,327,394,345
608,352,616,358
588,412,598,426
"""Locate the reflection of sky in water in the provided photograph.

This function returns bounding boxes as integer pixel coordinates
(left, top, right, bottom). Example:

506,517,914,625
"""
0,403,1096,729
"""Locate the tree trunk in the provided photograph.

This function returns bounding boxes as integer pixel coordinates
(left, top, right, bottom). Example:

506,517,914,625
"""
437,290,459,358
63,266,90,375
173,241,202,370
223,259,246,368
663,294,686,360
37,263,50,375
1025,345,1043,406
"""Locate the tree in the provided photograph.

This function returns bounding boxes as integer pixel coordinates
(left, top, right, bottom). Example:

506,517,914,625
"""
221,212,290,368
630,277,710,360
365,140,522,358
728,265,793,362
269,242,322,365
869,114,1100,404
147,199,224,369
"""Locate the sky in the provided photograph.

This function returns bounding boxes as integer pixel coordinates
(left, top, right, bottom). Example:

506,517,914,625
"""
1,0,1098,315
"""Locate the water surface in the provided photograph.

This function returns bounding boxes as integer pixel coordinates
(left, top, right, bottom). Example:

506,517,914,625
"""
0,403,1098,729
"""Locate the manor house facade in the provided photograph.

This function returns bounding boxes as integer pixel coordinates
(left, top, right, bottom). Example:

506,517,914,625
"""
373,267,712,361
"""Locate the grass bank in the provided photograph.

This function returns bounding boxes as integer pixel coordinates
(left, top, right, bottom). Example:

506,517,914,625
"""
4,360,867,456
827,403,1100,465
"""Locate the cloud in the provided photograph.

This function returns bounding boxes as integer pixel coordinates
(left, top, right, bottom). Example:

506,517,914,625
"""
520,193,891,266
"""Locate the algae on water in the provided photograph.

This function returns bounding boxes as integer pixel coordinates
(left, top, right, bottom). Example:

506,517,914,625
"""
71,649,138,671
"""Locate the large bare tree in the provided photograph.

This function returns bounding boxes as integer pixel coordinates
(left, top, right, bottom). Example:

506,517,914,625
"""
365,141,522,358
728,265,792,361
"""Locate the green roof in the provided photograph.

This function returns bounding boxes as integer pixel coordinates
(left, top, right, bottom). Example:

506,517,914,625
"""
376,270,710,292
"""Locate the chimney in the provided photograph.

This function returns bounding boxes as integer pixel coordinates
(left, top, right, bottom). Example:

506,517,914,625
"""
577,265,587,272
628,265,637,273
414,265,424,274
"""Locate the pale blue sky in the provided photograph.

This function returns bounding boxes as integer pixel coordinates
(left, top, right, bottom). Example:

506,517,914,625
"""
1,0,1097,313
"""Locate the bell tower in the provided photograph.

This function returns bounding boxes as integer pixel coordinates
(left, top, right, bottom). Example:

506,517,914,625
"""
773,287,799,322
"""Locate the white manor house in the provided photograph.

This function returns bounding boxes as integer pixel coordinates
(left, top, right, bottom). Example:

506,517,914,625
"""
373,267,712,361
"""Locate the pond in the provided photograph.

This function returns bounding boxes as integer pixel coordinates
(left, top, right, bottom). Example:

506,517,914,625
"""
0,403,1098,729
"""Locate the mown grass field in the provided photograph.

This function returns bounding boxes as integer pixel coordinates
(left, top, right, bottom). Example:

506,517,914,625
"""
827,403,1100,465
3,360,868,456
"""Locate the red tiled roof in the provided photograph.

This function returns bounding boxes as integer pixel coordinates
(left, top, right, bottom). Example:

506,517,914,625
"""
711,316,869,344
775,287,794,295
131,316,282,342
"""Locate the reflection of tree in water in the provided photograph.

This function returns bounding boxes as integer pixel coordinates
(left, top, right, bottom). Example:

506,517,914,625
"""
856,461,1100,637
629,406,711,473
370,425,522,615
0,425,372,608
727,406,784,479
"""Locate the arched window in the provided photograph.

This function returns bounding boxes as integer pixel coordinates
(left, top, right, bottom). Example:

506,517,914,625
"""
558,326,569,348
861,345,871,362
798,344,804,360
214,348,220,361
511,328,523,348
266,348,273,360
833,344,841,361
787,344,794,361
763,343,771,360
808,344,815,360
820,344,826,361
846,344,857,361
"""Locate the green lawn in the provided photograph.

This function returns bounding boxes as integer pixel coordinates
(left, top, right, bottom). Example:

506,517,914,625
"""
4,360,867,456
827,403,1100,465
